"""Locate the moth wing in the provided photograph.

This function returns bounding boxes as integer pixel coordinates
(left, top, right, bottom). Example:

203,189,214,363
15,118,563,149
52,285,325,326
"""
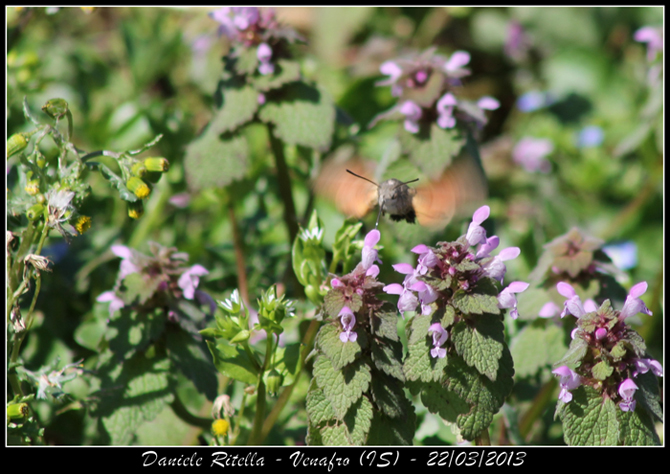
313,158,378,218
413,156,488,229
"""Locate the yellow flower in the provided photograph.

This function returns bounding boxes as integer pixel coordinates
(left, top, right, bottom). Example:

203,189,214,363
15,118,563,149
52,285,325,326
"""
212,419,230,437
75,215,92,234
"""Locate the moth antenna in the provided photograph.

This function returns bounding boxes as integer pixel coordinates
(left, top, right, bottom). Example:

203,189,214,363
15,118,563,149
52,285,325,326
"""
346,169,379,188
397,178,419,188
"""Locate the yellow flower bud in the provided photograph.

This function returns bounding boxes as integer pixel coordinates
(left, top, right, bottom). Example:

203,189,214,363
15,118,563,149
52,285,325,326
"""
126,176,151,199
128,200,144,219
130,161,147,178
25,179,40,196
7,133,29,157
143,157,169,172
7,402,29,420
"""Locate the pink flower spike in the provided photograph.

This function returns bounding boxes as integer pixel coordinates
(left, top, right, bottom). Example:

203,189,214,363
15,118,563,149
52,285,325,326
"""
111,245,133,259
556,282,576,298
411,244,429,254
445,50,471,72
620,281,652,320
364,229,381,247
366,264,380,278
472,205,490,225
380,60,402,80
552,365,581,403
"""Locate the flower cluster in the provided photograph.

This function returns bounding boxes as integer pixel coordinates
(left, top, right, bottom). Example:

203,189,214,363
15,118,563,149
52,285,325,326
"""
384,206,525,357
552,281,662,412
374,48,499,133
329,229,384,343
97,242,215,321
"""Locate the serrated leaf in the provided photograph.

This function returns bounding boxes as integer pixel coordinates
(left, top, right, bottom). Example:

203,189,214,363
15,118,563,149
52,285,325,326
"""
316,323,365,371
183,125,249,192
210,85,260,134
370,311,400,341
617,405,661,445
556,385,620,446
313,355,371,419
323,290,346,319
258,82,335,151
94,348,174,445
371,338,405,381
403,313,448,382
452,290,500,316
251,59,302,92
634,371,663,422
306,379,335,426
399,124,465,177
366,409,415,446
419,381,471,423
166,327,217,400
342,396,374,446
444,348,515,441
451,315,505,381
510,324,569,377
107,307,166,361
591,360,613,381
369,371,413,419
206,340,258,385
554,337,589,369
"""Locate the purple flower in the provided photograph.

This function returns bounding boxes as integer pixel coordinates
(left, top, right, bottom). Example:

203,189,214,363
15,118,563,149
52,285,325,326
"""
632,358,663,378
178,264,209,300
210,7,260,42
400,100,422,134
361,229,382,270
602,241,637,271
618,378,638,412
383,282,419,317
498,281,529,319
619,281,653,321
443,50,471,78
512,137,553,173
412,244,439,275
634,26,663,61
428,323,448,359
594,327,608,341
436,92,458,129
504,20,531,61
538,301,560,318
556,282,587,318
466,205,490,246
477,96,500,111
257,42,275,75
482,246,521,283
553,365,581,403
111,244,139,280
339,306,358,343
516,90,555,112
97,290,125,318
576,125,604,148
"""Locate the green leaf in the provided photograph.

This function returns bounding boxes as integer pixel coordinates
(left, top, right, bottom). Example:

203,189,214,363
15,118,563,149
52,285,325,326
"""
94,348,174,445
210,85,260,134
272,343,303,387
316,323,365,371
313,355,371,419
342,396,374,446
403,313,448,382
369,371,413,419
556,385,620,446
617,405,661,445
398,124,465,177
452,290,500,316
371,338,405,381
251,59,302,92
419,381,471,424
93,161,139,202
370,310,400,342
166,327,218,401
306,379,335,426
451,315,505,381
107,307,166,361
510,323,569,377
258,82,335,151
366,409,416,446
443,347,515,441
591,360,613,381
183,125,249,192
634,371,663,422
206,340,258,385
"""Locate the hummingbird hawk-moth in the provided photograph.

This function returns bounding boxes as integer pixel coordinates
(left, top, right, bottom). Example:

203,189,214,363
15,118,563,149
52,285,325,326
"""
314,155,487,230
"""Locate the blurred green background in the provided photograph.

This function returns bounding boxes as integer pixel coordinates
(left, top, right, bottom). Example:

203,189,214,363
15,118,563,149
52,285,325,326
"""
6,7,663,445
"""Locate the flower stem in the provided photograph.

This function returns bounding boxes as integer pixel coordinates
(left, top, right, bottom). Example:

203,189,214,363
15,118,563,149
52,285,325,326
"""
227,195,250,307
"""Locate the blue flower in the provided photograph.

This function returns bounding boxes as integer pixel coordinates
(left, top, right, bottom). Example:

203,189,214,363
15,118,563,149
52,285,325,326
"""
576,125,604,148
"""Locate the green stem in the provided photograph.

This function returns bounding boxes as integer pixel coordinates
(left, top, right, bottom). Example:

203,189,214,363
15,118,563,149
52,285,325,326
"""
519,377,557,441
247,333,275,445
267,124,299,243
170,396,212,430
227,194,250,307
256,318,320,444
128,178,170,249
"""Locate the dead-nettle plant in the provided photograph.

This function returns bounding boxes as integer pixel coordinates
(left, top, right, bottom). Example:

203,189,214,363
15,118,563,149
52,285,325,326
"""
7,96,169,444
296,206,525,445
